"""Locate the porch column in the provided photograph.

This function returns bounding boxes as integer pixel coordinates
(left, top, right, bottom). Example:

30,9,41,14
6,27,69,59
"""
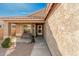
32,24,36,37
3,22,9,39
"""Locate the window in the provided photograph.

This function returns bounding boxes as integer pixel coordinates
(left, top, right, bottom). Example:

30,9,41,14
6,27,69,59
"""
38,30,42,33
39,26,41,28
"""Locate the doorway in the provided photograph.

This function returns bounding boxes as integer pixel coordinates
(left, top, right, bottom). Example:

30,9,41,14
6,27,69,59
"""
37,25,43,36
23,24,32,34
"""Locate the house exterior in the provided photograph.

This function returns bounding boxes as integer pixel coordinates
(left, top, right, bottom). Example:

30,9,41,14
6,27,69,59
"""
1,3,79,56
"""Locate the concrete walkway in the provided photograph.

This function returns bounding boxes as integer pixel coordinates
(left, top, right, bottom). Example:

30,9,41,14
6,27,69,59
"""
0,36,51,56
8,43,34,56
31,37,51,56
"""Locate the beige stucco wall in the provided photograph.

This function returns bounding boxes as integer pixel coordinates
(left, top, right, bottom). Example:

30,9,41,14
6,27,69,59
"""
0,27,3,40
44,22,62,56
44,3,79,56
11,28,16,36
16,24,23,36
0,21,4,40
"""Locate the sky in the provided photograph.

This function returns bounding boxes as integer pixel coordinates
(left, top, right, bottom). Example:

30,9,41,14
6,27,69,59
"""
0,3,46,17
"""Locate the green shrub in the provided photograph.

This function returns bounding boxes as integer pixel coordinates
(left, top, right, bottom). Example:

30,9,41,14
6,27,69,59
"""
1,37,12,48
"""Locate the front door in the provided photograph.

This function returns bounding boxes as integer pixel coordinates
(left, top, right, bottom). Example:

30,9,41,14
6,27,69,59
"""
37,25,43,36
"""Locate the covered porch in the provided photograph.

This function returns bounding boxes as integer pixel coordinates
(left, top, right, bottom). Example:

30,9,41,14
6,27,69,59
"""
3,20,44,39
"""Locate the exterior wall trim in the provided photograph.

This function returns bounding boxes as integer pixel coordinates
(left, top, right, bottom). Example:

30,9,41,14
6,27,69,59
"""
45,3,61,21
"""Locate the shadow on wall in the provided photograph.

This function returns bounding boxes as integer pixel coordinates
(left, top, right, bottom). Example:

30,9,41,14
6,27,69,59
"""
44,21,62,56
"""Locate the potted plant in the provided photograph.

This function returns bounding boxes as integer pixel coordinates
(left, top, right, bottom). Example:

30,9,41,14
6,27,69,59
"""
1,37,12,48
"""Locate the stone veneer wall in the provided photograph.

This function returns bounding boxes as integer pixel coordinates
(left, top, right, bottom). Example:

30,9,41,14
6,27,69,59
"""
44,3,79,56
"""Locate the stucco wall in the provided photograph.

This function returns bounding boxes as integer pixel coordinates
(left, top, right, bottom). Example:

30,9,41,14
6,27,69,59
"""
0,28,3,40
0,21,4,40
16,24,23,36
44,3,79,56
11,28,16,36
44,22,62,56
